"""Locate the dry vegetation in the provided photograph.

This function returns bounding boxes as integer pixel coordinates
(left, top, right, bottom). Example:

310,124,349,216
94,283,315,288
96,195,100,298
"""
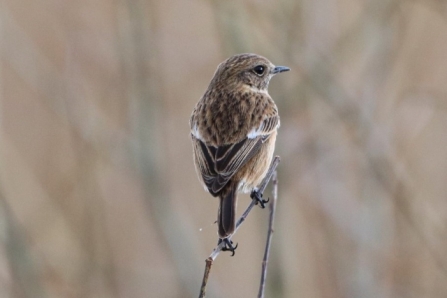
1,0,447,297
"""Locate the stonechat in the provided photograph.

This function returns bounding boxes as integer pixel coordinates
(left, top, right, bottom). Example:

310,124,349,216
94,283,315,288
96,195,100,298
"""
190,53,289,253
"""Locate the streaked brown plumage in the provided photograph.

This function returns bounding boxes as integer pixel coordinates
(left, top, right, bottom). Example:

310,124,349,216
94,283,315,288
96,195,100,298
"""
190,53,289,242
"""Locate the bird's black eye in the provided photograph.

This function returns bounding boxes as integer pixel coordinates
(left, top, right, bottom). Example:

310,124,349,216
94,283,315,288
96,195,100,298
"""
253,65,265,76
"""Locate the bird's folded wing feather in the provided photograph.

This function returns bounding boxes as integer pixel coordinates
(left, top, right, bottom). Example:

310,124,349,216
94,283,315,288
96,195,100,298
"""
192,115,279,196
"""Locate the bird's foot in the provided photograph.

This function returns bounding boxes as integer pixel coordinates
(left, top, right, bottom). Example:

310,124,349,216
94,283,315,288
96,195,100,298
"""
218,238,238,256
250,189,269,208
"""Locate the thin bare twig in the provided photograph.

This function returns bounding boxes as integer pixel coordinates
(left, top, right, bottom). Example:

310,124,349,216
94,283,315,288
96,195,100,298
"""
198,156,281,298
258,171,278,298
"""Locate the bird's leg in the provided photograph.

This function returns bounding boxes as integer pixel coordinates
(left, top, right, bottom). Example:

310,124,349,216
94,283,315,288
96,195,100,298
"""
218,238,238,256
250,189,269,208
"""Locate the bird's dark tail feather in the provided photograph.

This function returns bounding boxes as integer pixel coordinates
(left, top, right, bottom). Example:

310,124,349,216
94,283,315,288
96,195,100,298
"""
218,182,237,238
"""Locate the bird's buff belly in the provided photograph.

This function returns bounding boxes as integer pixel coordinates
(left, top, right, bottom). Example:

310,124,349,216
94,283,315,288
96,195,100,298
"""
236,131,277,193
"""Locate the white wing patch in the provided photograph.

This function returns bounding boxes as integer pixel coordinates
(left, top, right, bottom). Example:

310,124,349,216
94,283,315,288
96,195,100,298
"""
247,121,264,139
247,117,280,139
191,123,203,141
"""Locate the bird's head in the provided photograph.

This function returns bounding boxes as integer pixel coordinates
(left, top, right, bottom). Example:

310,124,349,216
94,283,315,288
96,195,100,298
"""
210,53,290,91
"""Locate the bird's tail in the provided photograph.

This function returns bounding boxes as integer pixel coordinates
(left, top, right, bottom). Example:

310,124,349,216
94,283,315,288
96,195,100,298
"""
218,182,238,238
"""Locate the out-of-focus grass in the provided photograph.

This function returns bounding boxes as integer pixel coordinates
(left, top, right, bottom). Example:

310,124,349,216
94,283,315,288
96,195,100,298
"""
0,0,447,297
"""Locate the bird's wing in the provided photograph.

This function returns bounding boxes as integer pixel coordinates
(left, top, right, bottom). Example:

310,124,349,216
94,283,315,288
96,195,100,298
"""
192,115,279,196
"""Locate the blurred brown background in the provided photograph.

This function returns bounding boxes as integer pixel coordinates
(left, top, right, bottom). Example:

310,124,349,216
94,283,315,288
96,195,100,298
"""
1,0,447,297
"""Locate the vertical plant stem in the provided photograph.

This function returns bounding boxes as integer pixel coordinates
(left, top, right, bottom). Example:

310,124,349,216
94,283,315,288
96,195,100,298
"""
258,171,278,298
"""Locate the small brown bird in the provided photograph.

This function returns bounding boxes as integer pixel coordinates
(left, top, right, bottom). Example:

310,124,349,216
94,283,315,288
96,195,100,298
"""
190,53,289,253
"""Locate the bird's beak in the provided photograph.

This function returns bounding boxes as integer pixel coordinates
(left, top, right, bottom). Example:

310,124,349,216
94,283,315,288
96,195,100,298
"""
272,66,290,74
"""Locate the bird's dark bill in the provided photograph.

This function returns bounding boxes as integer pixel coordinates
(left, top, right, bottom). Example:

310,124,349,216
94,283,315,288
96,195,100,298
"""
272,66,290,74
